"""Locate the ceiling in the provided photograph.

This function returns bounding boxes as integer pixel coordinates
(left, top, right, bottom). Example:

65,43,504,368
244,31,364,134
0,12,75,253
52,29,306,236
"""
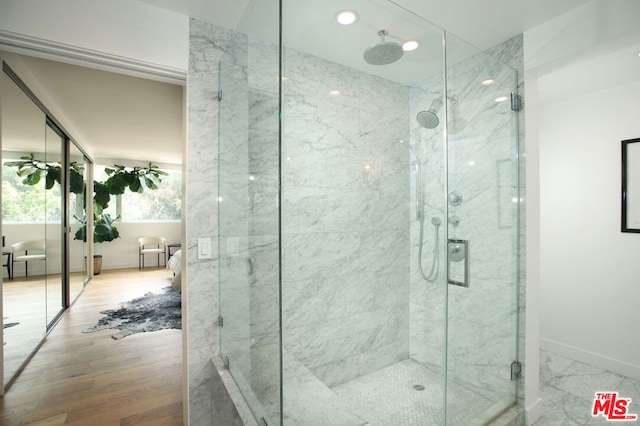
3,0,594,166
140,0,592,51
1,51,184,167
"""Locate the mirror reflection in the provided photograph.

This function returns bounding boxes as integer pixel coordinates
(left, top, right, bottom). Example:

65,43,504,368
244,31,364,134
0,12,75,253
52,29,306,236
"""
44,121,64,327
1,68,49,386
69,142,88,303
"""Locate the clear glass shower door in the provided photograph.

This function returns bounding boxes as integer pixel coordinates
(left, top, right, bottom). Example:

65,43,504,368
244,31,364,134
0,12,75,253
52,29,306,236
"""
218,16,282,425
444,33,521,424
216,0,523,423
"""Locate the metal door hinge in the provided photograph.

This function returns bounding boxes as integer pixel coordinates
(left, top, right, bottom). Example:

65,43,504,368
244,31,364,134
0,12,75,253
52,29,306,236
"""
218,315,223,327
511,360,522,381
217,90,223,102
224,355,230,369
511,93,523,111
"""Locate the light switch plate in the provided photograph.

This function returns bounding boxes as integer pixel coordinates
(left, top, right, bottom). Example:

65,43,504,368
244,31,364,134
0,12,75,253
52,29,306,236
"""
198,238,212,259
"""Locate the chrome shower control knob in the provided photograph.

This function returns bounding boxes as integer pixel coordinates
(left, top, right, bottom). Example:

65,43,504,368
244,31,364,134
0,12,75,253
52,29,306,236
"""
448,191,463,206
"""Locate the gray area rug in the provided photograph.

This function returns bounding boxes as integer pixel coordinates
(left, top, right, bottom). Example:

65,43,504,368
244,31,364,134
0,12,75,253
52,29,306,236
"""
83,286,181,340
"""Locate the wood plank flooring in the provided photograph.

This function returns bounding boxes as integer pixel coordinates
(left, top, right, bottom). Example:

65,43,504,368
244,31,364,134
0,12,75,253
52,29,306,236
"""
0,268,183,426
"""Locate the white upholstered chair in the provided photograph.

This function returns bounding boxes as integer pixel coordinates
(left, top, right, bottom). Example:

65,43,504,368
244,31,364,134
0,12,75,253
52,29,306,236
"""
138,237,167,269
10,239,46,279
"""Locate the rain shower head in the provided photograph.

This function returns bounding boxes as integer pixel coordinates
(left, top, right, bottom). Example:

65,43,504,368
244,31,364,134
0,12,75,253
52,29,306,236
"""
363,30,403,66
416,98,443,129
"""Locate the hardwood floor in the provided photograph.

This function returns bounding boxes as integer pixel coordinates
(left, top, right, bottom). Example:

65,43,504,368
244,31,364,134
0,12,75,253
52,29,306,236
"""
0,268,183,425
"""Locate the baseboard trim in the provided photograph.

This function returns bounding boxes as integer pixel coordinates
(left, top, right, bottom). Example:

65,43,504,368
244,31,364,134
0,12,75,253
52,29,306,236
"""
541,338,640,380
525,397,542,425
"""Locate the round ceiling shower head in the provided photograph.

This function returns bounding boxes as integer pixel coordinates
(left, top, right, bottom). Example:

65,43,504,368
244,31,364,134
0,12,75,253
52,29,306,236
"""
363,30,403,66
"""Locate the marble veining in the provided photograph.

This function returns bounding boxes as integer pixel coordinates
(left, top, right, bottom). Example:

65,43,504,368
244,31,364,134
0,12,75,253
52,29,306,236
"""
188,18,238,424
536,350,640,426
547,361,625,402
189,15,525,426
407,35,523,415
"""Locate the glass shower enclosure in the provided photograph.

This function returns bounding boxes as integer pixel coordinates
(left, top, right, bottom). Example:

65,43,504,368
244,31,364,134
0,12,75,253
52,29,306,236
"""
218,0,521,424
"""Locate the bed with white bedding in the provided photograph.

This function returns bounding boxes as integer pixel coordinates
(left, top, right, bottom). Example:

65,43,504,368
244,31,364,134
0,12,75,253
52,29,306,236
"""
167,249,182,292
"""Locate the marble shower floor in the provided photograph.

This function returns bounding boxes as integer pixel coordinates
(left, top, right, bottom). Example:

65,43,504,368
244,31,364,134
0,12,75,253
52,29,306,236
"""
254,350,640,425
331,359,498,426
535,350,640,425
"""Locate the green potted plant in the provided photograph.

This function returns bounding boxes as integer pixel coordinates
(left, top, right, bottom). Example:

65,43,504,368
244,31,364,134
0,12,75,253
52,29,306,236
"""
5,155,167,274
74,213,120,274
76,164,167,273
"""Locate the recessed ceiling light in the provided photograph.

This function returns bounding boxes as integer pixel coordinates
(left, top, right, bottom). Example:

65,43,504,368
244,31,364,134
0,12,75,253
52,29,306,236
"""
495,96,509,103
481,79,495,86
329,90,340,96
336,10,358,25
402,40,420,52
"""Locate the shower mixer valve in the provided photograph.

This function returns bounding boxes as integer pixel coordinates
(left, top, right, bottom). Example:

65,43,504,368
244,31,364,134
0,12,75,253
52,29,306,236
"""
448,191,463,206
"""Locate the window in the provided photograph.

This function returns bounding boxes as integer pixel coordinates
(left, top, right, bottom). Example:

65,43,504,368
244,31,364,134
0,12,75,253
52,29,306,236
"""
94,165,181,222
121,169,181,221
2,157,63,223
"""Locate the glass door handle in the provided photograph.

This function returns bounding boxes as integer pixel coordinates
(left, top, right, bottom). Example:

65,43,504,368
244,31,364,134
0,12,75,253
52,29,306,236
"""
447,239,469,288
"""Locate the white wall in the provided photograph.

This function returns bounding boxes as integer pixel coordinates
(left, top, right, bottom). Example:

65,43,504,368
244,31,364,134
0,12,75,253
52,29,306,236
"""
538,77,640,377
3,221,181,275
94,221,181,270
526,0,640,379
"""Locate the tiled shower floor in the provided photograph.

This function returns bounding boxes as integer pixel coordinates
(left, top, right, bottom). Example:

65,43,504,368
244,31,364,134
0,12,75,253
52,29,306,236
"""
331,359,497,425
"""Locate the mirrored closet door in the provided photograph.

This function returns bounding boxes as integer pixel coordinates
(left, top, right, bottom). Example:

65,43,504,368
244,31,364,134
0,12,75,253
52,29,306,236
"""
1,60,92,387
1,65,49,387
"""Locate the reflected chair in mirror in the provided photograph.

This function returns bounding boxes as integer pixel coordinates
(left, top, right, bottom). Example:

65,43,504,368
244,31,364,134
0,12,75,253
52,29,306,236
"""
2,235,10,278
138,237,167,269
10,239,46,279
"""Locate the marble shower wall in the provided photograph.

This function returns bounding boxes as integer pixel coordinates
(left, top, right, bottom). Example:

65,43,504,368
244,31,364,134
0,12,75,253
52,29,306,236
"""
188,19,282,425
445,48,519,405
485,33,526,410
408,74,447,373
218,29,252,381
218,34,281,422
245,38,281,418
280,47,411,387
408,34,523,409
187,18,235,425
188,14,524,424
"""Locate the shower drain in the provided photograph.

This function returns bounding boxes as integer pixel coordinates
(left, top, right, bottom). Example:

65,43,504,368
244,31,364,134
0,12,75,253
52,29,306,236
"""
413,384,425,391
